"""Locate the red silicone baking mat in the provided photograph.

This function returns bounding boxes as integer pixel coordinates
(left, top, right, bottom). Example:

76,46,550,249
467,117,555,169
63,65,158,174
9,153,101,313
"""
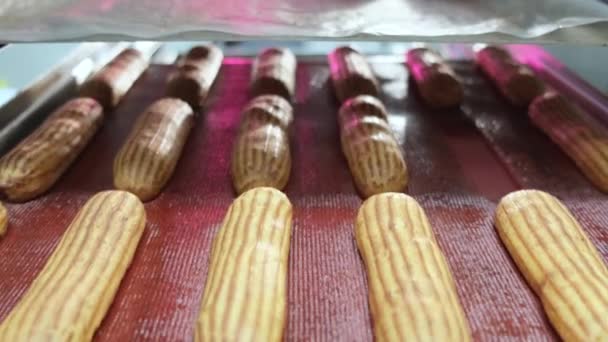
0,56,583,341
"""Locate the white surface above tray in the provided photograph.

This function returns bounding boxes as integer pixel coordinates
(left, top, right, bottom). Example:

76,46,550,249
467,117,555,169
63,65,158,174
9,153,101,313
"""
1,0,608,43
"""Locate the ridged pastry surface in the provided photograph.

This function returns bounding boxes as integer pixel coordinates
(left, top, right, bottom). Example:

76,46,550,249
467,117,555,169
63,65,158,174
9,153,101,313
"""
476,46,544,106
356,193,471,342
166,45,223,108
495,189,608,342
80,48,148,109
195,187,292,342
114,98,194,201
0,97,103,202
328,46,379,103
0,202,7,237
251,47,296,100
529,92,608,193
0,190,146,341
231,95,293,194
338,95,408,198
406,47,463,108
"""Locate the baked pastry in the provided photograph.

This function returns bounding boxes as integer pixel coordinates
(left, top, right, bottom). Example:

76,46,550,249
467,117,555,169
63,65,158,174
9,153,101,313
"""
338,95,408,198
251,47,297,100
114,98,194,201
0,97,103,202
356,193,471,342
495,189,608,341
80,48,148,109
328,46,379,103
529,92,608,192
166,45,223,108
231,95,293,194
476,46,544,107
406,47,463,108
0,190,146,341
195,187,292,342
0,202,7,237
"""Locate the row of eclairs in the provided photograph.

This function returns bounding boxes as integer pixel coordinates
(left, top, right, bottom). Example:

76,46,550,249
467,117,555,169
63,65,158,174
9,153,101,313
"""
0,44,606,341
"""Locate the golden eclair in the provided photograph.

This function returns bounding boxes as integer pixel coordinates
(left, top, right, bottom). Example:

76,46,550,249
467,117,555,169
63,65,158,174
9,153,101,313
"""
529,92,608,192
0,97,103,202
196,187,292,342
80,48,148,109
251,47,297,100
166,45,223,108
0,190,146,341
356,193,471,342
476,46,544,107
231,95,293,194
495,190,608,342
114,98,194,201
328,46,380,103
338,95,408,198
406,47,463,108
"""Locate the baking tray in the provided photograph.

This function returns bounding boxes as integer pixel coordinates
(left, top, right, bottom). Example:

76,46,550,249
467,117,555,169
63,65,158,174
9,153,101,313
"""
0,55,606,341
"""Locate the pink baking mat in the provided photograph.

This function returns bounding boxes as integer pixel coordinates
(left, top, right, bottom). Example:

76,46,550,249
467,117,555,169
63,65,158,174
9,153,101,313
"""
0,57,577,341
